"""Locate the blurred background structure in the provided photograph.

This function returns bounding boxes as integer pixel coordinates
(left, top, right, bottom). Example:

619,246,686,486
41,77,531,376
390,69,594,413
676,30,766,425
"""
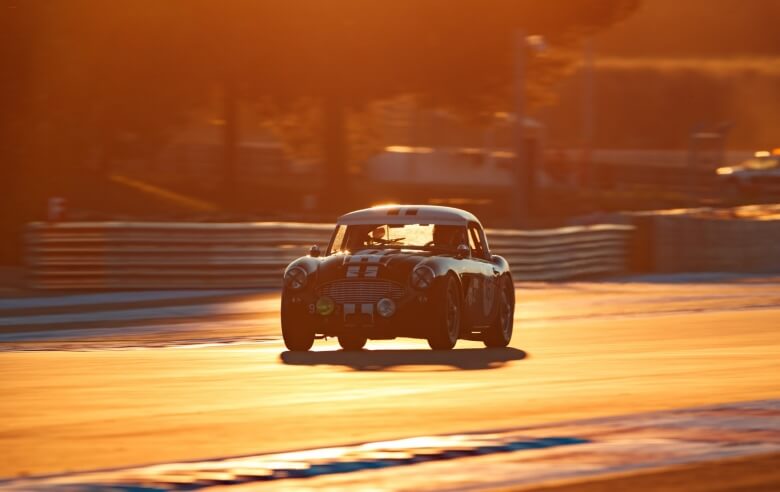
2,3,780,487
2,0,780,266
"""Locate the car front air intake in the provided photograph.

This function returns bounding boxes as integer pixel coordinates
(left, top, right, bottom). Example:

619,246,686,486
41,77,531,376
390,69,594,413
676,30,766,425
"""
318,279,406,304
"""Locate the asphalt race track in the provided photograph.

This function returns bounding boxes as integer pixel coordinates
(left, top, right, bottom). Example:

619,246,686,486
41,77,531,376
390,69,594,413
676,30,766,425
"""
1,274,779,490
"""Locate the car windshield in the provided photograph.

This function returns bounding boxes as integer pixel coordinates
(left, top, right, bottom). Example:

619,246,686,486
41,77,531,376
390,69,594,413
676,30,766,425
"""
330,223,467,254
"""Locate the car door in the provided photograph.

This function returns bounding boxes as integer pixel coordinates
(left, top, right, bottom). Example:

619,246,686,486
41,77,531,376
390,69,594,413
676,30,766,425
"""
464,222,496,327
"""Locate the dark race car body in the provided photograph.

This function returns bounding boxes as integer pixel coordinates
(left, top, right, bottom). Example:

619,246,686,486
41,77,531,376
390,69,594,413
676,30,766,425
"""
281,205,515,351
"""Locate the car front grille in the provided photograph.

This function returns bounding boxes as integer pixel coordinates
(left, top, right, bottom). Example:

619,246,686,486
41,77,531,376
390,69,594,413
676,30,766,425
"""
318,279,406,304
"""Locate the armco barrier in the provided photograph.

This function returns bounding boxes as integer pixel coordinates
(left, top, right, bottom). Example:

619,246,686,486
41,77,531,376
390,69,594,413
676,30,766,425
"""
639,215,780,273
25,222,635,289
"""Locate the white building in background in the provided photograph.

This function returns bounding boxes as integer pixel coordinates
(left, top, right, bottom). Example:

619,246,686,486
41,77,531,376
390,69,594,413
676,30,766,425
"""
365,113,547,189
367,146,515,187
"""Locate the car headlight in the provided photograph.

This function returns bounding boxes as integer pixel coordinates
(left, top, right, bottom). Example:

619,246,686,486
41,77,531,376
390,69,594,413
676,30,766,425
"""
411,265,435,290
376,298,396,318
316,296,335,316
284,266,308,290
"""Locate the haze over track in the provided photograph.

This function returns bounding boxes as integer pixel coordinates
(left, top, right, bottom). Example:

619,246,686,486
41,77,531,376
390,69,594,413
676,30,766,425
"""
1,275,778,488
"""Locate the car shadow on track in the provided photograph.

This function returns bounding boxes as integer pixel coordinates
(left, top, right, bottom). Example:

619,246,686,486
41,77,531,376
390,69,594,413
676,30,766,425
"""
279,347,527,371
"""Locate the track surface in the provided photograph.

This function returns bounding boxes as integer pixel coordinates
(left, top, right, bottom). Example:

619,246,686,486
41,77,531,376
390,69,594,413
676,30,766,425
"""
1,275,779,485
5,400,778,491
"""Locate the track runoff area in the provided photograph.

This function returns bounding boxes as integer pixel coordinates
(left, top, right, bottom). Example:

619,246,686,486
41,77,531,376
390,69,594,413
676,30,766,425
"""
2,400,779,491
1,274,779,490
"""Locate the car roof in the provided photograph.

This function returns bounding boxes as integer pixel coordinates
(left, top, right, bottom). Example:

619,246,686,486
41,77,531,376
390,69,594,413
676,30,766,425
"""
337,205,479,226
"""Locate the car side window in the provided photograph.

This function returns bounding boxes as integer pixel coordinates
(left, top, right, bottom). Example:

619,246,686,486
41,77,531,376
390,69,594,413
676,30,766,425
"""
476,225,490,258
467,223,486,259
467,228,478,253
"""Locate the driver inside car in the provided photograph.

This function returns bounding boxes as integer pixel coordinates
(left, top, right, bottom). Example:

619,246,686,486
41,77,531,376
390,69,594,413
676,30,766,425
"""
344,225,386,251
430,225,467,252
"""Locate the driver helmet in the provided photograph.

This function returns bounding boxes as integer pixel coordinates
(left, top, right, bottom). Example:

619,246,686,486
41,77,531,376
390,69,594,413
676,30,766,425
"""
432,225,465,249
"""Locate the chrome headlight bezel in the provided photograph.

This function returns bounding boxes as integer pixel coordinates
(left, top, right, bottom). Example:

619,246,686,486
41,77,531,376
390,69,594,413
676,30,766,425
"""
411,265,435,290
316,296,335,316
376,297,396,318
284,266,308,290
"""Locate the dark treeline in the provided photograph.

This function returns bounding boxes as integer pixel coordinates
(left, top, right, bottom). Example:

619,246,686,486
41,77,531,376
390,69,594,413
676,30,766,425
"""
545,68,780,150
596,0,780,58
541,0,780,150
0,0,638,264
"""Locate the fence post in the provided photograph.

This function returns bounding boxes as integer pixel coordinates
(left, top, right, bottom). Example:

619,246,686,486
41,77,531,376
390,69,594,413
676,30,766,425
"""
628,215,655,273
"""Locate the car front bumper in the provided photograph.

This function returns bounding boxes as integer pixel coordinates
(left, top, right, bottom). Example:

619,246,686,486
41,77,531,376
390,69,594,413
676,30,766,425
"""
283,289,435,339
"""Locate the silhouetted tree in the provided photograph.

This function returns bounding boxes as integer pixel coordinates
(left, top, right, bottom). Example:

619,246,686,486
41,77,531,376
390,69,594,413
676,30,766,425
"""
0,0,639,263
203,1,641,211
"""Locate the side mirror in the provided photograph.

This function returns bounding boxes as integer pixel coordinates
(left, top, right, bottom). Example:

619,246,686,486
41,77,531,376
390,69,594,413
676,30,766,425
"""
456,244,469,259
309,245,321,258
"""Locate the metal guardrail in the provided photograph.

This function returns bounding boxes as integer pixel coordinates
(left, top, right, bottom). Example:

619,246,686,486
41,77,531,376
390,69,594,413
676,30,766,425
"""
643,216,780,273
26,222,635,289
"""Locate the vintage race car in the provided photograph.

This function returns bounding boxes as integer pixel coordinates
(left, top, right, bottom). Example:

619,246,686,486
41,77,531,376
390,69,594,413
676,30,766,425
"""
281,205,515,351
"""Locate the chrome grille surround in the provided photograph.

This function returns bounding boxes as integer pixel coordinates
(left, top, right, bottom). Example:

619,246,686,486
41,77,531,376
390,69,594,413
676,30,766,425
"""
318,279,406,304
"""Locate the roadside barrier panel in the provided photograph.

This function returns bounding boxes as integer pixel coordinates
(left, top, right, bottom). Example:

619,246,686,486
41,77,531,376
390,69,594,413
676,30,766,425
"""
636,214,780,274
26,222,635,289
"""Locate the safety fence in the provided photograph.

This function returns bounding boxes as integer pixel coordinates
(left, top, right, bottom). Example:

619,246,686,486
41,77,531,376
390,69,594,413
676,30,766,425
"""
635,215,780,273
25,222,635,289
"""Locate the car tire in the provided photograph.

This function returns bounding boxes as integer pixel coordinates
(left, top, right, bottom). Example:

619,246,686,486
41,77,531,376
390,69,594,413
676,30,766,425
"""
281,292,315,352
338,334,367,351
483,274,515,348
427,274,461,350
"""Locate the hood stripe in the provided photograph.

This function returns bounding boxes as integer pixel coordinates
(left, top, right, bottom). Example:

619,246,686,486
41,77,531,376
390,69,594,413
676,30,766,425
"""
342,249,415,278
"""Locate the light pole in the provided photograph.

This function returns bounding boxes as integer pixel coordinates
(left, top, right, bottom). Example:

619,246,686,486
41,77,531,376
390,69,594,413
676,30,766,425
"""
581,37,595,189
688,122,732,204
511,31,546,228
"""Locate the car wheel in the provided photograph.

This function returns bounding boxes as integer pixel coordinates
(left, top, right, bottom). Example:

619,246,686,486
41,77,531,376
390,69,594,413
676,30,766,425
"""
338,333,367,351
281,292,315,352
427,274,461,350
484,275,515,348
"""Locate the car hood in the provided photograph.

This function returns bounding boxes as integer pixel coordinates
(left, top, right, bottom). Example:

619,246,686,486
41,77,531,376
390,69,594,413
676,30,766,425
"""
317,249,434,284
